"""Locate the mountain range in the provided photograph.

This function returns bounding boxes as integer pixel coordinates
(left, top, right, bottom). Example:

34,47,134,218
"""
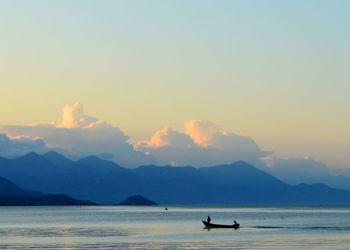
0,173,95,205
0,194,95,206
0,174,41,196
0,151,350,205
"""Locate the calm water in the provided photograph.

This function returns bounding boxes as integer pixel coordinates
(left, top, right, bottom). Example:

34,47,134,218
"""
1,206,350,249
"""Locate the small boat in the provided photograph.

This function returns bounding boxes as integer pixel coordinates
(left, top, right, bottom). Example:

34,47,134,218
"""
202,220,240,229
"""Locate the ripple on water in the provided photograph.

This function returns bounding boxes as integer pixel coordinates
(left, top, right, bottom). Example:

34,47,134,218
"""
1,238,350,250
0,226,138,237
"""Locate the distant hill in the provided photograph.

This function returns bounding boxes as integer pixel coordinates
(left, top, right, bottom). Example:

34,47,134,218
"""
0,175,41,196
270,168,350,191
118,195,158,205
1,152,350,205
0,173,95,205
0,152,135,203
44,151,74,167
0,194,96,206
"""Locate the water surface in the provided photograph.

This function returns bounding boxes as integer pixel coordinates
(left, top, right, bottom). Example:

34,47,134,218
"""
1,206,350,249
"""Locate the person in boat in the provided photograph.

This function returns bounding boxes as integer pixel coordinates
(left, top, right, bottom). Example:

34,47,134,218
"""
207,216,211,223
233,220,238,226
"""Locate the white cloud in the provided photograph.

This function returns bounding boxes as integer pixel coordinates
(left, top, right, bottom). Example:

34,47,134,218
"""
134,120,269,167
58,102,98,128
184,120,263,152
0,134,50,157
135,126,196,149
184,120,222,147
0,103,154,167
0,105,268,168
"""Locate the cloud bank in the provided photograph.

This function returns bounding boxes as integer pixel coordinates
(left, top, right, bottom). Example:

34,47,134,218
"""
0,134,51,158
0,103,273,169
0,103,154,167
135,120,269,167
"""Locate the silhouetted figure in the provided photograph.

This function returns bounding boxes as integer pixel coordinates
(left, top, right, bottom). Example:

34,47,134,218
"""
233,220,238,226
207,216,211,223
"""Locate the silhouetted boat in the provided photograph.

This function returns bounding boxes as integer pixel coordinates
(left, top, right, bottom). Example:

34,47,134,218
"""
202,220,240,229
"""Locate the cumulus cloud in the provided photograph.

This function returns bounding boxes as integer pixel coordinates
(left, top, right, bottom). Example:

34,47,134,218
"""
0,103,155,167
184,120,263,152
135,120,269,167
135,127,196,149
58,102,98,128
184,120,222,147
0,104,269,168
0,134,51,157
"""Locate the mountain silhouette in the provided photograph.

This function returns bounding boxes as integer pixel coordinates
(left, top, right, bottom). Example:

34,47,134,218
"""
0,175,41,196
0,173,95,205
0,194,95,206
1,152,350,205
118,195,157,205
44,151,74,167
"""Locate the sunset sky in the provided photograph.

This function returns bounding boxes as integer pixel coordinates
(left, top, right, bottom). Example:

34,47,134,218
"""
0,1,349,169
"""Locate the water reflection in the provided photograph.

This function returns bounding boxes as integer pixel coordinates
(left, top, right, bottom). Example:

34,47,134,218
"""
0,227,134,237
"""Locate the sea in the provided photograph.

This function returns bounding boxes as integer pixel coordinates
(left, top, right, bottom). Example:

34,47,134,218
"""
1,205,350,249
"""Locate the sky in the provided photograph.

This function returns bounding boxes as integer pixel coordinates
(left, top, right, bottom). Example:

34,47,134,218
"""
0,1,349,169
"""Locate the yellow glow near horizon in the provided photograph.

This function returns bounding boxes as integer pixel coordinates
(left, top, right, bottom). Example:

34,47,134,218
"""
0,1,349,168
